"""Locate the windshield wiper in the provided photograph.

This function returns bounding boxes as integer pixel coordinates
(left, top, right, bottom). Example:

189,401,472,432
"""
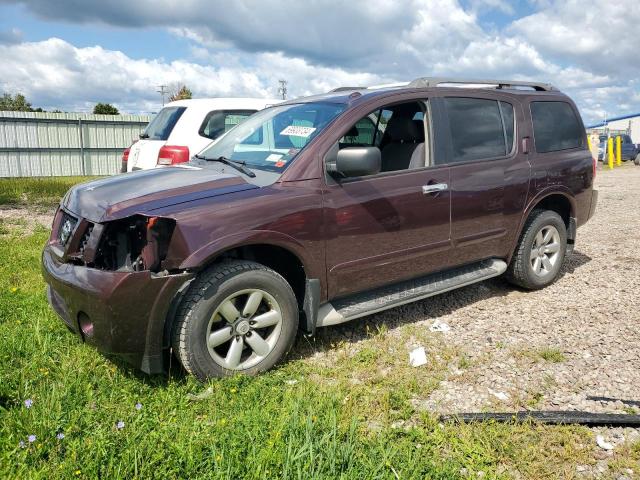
194,154,256,178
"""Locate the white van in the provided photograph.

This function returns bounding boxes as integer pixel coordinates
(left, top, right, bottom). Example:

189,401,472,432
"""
122,98,281,172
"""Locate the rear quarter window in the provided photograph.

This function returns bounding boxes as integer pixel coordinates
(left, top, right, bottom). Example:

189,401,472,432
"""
531,101,583,153
143,106,186,141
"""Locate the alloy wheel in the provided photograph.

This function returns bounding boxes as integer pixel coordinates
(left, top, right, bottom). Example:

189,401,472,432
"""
529,225,561,276
206,289,283,370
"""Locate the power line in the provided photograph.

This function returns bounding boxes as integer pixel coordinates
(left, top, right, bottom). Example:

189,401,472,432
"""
278,80,288,100
157,85,168,107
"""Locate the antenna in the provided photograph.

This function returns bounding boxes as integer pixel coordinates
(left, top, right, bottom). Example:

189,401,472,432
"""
157,85,168,107
278,79,288,100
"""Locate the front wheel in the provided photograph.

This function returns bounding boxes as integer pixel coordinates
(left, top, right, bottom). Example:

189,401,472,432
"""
505,210,567,290
635,154,640,166
172,260,299,380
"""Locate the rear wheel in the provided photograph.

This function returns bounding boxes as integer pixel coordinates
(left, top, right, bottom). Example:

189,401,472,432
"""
505,210,567,290
635,153,640,166
172,260,298,380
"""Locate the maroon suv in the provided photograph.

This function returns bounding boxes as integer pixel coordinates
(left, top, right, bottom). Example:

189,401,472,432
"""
43,77,598,380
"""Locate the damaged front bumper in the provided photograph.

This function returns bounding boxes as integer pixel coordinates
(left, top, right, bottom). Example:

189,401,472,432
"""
42,206,195,374
43,247,194,373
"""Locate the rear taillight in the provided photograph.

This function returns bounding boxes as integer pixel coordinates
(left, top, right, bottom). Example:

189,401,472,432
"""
593,156,597,180
120,140,137,173
157,145,190,165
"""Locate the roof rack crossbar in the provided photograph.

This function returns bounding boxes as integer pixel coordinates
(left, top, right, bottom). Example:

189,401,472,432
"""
407,77,556,91
329,86,368,92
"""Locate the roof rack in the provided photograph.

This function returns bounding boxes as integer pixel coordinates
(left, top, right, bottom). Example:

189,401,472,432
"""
408,77,556,91
328,77,557,94
329,86,367,92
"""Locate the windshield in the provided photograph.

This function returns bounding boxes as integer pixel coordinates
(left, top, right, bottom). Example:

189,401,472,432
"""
199,102,346,173
143,106,186,141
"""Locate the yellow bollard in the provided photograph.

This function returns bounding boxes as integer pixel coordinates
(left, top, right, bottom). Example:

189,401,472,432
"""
616,136,622,166
587,135,592,153
608,137,614,169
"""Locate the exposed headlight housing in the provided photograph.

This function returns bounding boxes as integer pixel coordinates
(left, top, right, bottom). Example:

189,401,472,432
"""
93,215,176,272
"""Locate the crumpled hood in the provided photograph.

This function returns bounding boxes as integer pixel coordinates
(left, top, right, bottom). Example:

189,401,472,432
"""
62,165,258,222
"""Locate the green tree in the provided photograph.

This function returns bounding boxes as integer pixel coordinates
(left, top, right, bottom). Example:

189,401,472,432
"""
169,85,192,102
0,93,33,111
93,103,119,115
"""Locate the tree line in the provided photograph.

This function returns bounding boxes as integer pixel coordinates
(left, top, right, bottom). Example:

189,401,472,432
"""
0,84,193,115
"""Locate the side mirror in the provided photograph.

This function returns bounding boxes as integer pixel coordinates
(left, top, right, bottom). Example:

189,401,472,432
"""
330,146,381,178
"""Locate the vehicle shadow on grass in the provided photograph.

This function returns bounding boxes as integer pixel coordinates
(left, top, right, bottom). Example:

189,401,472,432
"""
104,353,190,387
290,276,513,361
289,250,593,360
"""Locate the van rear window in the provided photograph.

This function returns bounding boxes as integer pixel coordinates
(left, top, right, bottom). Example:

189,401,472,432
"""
531,102,583,153
199,110,258,140
142,106,186,141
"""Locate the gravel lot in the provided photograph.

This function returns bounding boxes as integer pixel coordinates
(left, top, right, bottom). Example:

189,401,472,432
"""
306,163,639,416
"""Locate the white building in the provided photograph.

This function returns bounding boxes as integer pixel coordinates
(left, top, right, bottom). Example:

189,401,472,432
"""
587,112,640,143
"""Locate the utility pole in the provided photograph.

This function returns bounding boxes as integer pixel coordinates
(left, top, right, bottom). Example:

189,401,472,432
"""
157,85,168,107
278,80,288,100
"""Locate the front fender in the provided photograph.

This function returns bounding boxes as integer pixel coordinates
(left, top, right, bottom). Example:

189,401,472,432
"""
178,230,322,280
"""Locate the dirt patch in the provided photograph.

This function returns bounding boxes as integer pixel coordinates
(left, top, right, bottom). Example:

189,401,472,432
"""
0,207,54,235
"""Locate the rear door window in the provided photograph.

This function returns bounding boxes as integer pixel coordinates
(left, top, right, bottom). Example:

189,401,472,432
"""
143,106,186,141
444,97,507,162
199,109,258,140
531,101,583,152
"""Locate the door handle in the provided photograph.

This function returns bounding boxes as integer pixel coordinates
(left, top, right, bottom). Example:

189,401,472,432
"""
422,183,448,195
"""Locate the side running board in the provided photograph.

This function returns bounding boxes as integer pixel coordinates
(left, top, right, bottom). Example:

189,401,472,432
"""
317,259,507,327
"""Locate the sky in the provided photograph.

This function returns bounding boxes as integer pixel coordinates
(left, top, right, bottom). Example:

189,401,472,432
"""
0,0,638,124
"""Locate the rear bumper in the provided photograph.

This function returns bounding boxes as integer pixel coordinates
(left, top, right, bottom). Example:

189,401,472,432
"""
42,247,194,374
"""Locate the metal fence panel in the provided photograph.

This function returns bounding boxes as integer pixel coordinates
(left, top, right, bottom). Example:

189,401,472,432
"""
0,111,150,177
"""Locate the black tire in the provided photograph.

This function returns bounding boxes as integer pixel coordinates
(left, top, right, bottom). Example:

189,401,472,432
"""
635,154,640,166
505,209,567,290
171,260,298,380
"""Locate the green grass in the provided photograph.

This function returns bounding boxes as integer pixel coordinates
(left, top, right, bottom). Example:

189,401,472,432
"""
0,220,638,479
513,346,567,364
538,348,566,363
0,176,97,208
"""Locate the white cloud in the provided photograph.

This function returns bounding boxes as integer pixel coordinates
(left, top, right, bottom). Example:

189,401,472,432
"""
512,0,640,75
0,38,382,113
2,0,640,123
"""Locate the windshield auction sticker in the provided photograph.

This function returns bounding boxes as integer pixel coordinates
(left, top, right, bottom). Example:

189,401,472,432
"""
280,125,316,138
265,154,283,162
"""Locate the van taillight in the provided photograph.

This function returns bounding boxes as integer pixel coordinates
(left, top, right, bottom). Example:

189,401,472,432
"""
157,145,190,165
120,140,137,173
593,156,597,180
